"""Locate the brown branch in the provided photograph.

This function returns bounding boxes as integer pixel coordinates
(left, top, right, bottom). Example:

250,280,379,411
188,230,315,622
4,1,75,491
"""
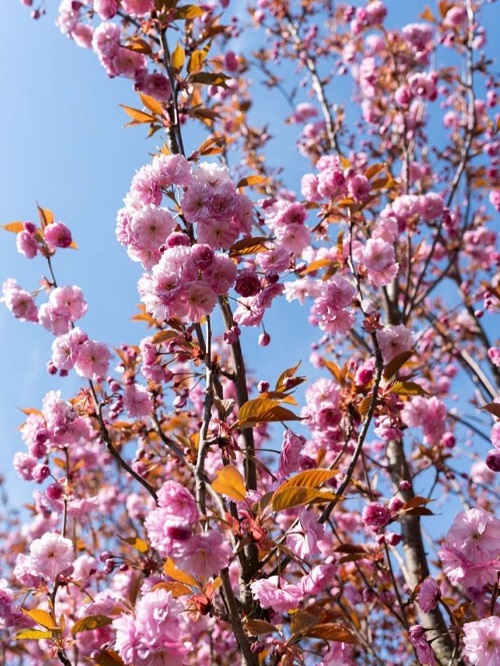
89,381,158,504
220,568,258,666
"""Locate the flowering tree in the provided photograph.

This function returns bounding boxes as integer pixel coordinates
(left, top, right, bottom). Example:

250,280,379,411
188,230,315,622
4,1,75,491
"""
1,0,499,664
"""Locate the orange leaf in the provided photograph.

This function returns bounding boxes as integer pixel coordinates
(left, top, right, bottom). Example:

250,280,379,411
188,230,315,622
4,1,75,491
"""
21,609,56,629
2,221,25,233
37,205,54,228
272,487,337,512
244,619,277,636
15,629,53,640
236,175,268,188
120,536,149,553
163,558,198,586
237,398,301,429
138,92,163,116
211,465,246,501
120,105,158,124
71,615,113,635
229,236,269,258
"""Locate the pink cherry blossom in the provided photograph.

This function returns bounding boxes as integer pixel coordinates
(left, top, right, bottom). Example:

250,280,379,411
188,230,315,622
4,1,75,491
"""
74,339,112,380
409,625,436,666
417,577,441,613
360,237,399,287
123,384,154,418
44,221,73,249
463,616,500,666
250,575,303,612
16,229,38,258
28,532,74,583
1,278,38,322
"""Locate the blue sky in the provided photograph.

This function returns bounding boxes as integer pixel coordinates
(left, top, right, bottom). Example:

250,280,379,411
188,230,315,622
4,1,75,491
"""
0,0,498,511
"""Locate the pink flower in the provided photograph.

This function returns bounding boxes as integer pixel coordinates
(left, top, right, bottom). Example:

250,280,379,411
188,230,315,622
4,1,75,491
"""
51,326,88,371
145,509,193,558
1,278,38,323
93,0,118,19
417,577,441,613
289,102,318,124
157,480,198,521
402,396,447,446
438,508,500,587
44,221,73,249
278,429,305,478
13,452,37,481
16,229,38,258
113,588,187,666
39,285,88,335
182,282,217,321
361,238,398,287
377,324,414,363
286,509,325,559
362,502,391,531
129,206,176,253
463,616,500,666
408,625,435,665
28,532,74,583
74,340,111,380
135,72,172,103
250,576,303,612
123,383,153,418
152,153,192,188
121,0,154,17
175,531,232,578
203,255,237,295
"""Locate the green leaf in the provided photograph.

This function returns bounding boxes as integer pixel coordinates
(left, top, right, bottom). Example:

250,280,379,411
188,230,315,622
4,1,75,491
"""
71,615,113,635
211,465,246,502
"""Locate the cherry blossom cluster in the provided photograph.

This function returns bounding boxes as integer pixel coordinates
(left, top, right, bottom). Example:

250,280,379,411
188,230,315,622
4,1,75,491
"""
5,0,500,665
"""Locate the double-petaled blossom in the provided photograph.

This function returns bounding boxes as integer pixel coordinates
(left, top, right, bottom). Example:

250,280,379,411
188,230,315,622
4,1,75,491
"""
113,588,188,666
38,285,88,335
463,616,500,666
22,532,74,584
1,278,38,323
250,576,303,612
402,396,448,446
438,508,500,588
